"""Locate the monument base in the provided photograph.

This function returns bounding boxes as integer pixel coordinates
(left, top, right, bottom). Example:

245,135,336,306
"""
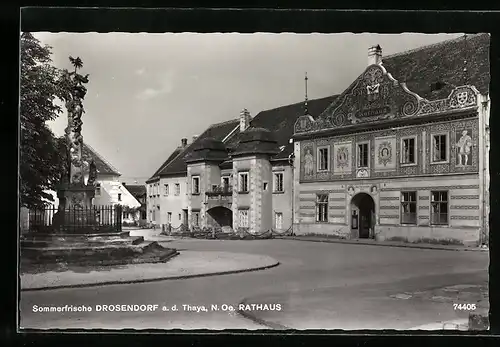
53,182,100,234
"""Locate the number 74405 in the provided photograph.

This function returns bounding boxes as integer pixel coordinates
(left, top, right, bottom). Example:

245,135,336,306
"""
453,303,476,311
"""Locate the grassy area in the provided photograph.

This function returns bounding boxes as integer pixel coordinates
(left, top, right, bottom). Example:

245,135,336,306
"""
20,246,178,275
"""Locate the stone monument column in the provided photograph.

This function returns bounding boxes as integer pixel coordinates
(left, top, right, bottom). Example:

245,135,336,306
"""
54,57,96,232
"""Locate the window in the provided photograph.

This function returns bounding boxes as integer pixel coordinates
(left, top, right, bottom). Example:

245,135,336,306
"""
118,193,122,202
317,146,329,171
222,176,230,190
167,212,172,223
192,176,200,194
178,213,181,220
192,212,200,227
175,183,180,196
141,211,147,219
275,212,283,230
401,137,416,164
316,194,329,222
401,191,417,224
164,184,169,196
263,182,268,191
123,211,127,219
431,191,448,225
95,183,101,196
274,172,284,192
358,143,369,168
239,209,249,228
432,134,448,162
239,172,249,192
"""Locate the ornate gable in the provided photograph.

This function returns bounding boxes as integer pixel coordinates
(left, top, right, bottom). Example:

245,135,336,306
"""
294,64,479,135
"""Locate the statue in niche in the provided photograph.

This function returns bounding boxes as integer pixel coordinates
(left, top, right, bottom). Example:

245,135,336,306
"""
304,149,314,176
456,129,472,166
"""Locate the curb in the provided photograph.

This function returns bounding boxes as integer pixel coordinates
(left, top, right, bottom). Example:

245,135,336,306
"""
236,299,291,330
21,261,280,292
275,237,488,252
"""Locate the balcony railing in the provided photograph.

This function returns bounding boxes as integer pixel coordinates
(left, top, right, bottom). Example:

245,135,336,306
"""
206,185,233,196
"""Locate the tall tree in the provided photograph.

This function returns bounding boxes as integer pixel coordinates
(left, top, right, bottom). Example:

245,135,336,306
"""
20,32,68,208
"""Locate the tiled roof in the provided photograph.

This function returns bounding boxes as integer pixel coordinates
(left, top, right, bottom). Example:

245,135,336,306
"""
82,143,121,176
382,33,490,100
150,147,185,179
150,119,240,178
123,184,146,197
225,95,339,159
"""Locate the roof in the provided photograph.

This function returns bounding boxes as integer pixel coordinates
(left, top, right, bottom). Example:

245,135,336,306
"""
382,33,490,100
82,143,121,176
148,119,240,179
225,95,339,159
232,127,280,157
123,184,146,197
185,137,229,163
150,147,185,178
149,33,490,175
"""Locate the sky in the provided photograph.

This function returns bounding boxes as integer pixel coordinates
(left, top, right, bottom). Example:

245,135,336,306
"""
33,32,463,184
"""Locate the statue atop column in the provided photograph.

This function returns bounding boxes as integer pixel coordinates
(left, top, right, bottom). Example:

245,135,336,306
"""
55,56,95,216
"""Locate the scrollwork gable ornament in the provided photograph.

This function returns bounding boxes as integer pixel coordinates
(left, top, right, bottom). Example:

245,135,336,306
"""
293,60,480,137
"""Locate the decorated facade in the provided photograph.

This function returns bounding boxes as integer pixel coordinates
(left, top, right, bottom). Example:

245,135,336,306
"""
148,33,490,246
293,38,490,246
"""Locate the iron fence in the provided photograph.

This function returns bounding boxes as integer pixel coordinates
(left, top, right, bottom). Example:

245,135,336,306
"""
25,205,123,234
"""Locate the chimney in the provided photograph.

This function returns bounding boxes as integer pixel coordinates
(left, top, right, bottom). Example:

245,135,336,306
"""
181,138,188,147
368,45,382,66
192,135,198,143
240,108,252,132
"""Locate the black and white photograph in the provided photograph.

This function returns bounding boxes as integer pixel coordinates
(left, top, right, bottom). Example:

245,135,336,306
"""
18,21,491,331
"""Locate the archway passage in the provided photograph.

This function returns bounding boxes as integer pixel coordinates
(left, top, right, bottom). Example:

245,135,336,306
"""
206,206,233,232
350,193,375,239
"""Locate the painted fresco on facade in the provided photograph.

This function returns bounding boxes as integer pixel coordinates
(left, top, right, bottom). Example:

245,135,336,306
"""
455,128,473,167
374,136,397,172
426,119,478,174
299,117,479,182
302,142,315,178
333,142,352,175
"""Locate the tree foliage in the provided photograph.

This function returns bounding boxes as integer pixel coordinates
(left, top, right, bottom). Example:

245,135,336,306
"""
20,32,69,208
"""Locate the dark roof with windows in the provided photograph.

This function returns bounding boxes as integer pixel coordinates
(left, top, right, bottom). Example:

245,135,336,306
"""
82,143,121,176
382,33,490,100
148,33,490,177
147,119,240,181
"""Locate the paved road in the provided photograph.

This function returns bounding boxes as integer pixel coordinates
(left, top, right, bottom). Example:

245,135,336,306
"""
20,239,488,330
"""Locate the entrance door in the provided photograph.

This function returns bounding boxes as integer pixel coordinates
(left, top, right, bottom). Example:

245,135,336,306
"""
350,192,375,239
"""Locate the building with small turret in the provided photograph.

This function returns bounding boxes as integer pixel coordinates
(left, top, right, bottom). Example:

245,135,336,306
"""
147,33,490,246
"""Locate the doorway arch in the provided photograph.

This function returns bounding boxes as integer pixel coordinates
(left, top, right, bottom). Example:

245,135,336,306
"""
206,206,233,232
350,193,376,239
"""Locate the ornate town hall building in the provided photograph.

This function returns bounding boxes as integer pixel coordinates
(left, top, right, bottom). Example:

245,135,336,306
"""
147,33,490,246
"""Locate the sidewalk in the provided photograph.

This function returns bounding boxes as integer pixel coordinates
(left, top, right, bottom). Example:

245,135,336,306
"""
21,251,279,291
277,236,488,252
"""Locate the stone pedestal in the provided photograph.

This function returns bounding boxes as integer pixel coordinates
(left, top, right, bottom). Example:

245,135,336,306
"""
57,183,95,209
53,183,97,233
